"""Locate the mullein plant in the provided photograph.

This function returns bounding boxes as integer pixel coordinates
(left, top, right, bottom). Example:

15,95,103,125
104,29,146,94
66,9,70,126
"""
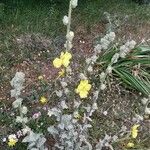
53,0,76,69
8,0,98,149
9,72,26,147
7,0,150,149
11,72,27,126
10,72,47,150
49,0,99,149
47,0,122,149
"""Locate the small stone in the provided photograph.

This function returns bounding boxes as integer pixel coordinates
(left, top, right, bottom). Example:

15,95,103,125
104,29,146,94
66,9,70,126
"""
103,111,108,116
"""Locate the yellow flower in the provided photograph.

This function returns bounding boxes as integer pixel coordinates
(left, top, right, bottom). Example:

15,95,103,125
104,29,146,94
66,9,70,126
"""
58,69,65,77
60,51,72,67
53,51,72,68
53,58,62,68
8,138,17,147
131,124,140,138
38,75,43,80
127,142,134,148
40,96,48,104
76,80,91,98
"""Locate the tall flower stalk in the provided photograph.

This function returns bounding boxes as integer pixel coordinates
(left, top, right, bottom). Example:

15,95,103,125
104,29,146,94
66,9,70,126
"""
63,0,78,51
66,1,72,50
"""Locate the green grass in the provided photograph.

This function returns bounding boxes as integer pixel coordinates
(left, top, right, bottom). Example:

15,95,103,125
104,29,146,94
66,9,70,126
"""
0,1,66,36
0,0,150,35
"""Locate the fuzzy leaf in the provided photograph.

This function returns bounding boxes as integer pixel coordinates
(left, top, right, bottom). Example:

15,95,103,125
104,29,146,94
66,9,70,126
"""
47,126,58,135
37,137,46,148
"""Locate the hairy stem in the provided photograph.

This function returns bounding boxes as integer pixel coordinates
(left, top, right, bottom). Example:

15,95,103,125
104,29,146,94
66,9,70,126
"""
66,0,72,51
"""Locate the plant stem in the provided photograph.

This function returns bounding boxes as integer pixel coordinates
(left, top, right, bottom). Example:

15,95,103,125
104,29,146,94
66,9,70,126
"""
66,0,72,51
19,103,26,128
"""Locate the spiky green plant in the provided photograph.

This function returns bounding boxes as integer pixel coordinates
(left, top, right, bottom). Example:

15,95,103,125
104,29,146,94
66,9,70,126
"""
97,45,150,95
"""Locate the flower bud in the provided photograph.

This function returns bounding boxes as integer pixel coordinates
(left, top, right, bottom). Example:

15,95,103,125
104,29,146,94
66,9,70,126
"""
79,73,87,80
93,91,99,99
64,88,69,94
64,41,73,50
87,66,93,73
108,32,116,42
56,90,63,97
60,81,67,88
100,72,106,81
111,53,119,64
91,55,98,63
106,65,113,74
145,107,150,115
92,103,98,110
86,58,91,64
66,66,72,74
119,51,126,58
141,97,148,105
100,84,106,90
71,0,78,8
63,15,69,25
22,126,31,135
66,31,74,41
21,106,28,114
94,44,102,53
61,100,68,109
129,40,136,49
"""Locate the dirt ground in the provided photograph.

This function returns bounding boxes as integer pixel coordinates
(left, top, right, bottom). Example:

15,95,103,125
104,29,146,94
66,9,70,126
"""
0,21,150,149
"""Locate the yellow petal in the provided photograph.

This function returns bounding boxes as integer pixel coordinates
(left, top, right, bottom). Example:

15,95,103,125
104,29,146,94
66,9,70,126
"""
53,58,62,68
76,79,91,98
62,59,70,67
132,124,140,130
8,139,17,147
127,142,134,148
80,80,91,91
131,124,140,138
85,83,91,91
80,80,88,85
76,84,84,91
79,90,88,98
60,51,72,67
58,69,65,77
60,52,65,58
40,96,48,104
131,129,138,138
64,51,72,59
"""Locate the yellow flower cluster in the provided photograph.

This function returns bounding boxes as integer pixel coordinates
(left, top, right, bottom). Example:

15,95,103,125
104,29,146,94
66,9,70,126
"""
40,96,48,104
76,80,91,98
53,51,72,68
